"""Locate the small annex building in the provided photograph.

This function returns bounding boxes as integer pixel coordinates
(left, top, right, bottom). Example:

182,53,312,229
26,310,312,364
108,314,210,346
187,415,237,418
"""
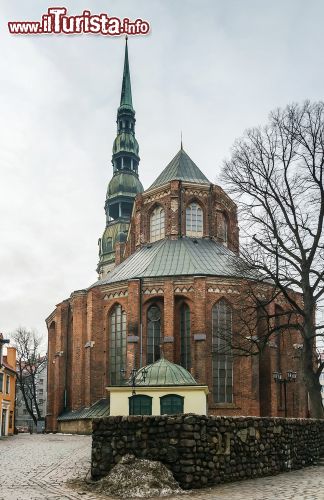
109,358,208,416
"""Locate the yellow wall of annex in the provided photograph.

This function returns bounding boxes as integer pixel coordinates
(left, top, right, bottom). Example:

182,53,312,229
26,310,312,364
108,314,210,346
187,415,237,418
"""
0,347,16,436
108,386,208,416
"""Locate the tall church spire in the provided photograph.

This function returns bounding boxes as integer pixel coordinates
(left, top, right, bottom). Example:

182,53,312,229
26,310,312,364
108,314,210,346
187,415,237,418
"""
97,39,143,280
113,37,140,176
120,36,133,110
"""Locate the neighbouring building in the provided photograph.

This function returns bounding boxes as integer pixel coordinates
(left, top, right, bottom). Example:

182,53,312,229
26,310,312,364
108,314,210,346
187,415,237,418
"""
0,334,16,437
46,40,308,433
15,358,48,432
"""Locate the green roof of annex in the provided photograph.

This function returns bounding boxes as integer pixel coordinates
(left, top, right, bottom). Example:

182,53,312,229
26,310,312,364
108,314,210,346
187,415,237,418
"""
131,358,198,387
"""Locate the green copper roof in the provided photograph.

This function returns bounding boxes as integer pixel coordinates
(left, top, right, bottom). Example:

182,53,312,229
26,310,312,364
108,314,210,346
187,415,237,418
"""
101,221,130,250
57,399,110,421
113,132,139,156
132,358,197,386
107,172,143,199
119,38,133,111
90,238,253,287
149,149,210,190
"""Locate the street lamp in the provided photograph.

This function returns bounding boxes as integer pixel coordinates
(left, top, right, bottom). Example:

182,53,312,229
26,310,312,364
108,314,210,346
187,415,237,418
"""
273,370,297,417
120,366,148,395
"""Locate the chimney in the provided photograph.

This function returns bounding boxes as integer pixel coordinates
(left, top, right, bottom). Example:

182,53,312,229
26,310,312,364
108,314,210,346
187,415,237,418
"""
6,346,16,369
115,241,126,266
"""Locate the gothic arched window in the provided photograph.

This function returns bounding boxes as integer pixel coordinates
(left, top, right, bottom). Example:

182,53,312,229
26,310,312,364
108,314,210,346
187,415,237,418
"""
186,202,203,237
147,305,161,364
109,305,127,385
212,299,233,403
150,206,165,242
180,304,191,370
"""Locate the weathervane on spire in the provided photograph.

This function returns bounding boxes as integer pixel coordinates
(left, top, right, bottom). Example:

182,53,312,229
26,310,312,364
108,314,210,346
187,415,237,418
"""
181,131,183,150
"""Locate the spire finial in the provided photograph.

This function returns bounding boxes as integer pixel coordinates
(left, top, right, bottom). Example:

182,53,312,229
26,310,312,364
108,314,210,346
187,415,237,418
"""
180,131,183,150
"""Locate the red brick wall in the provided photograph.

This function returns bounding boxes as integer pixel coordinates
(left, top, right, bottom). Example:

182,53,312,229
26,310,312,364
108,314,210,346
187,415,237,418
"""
46,275,307,432
123,180,239,260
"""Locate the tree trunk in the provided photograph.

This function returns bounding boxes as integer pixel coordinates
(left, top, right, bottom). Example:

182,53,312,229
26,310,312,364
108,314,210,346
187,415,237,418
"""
303,335,324,419
307,379,324,418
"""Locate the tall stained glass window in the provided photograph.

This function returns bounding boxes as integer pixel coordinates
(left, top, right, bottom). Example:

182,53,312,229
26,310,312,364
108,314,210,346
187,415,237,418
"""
109,305,127,385
147,305,161,364
180,304,191,370
212,299,233,403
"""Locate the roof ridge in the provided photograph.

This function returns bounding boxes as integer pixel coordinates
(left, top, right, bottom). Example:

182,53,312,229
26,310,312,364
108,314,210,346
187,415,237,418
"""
90,239,165,288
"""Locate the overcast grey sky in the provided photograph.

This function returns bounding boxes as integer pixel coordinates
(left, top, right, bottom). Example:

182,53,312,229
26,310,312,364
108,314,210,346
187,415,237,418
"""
1,0,323,344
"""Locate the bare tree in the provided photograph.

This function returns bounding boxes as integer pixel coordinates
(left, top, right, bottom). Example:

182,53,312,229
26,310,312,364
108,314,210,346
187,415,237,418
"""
12,327,47,426
222,101,324,418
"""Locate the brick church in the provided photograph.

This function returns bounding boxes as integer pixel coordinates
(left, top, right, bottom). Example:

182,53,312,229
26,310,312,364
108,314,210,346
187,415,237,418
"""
46,41,307,432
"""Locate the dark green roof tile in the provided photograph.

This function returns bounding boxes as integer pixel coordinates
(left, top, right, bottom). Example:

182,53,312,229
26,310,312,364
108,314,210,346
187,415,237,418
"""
149,149,210,190
57,398,110,421
90,238,253,287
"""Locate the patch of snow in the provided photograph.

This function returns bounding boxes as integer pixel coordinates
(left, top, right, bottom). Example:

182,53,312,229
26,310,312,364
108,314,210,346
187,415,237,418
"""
91,454,184,498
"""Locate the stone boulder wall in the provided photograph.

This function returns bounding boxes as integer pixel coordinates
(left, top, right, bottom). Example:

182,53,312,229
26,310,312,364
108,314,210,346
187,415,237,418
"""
91,415,324,490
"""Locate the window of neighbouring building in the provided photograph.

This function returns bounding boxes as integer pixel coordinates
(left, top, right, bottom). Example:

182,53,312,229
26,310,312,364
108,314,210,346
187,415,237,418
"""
160,394,184,415
180,304,191,370
5,375,10,394
109,304,127,385
186,202,203,237
212,299,233,404
129,395,152,415
150,206,165,242
147,305,161,364
0,372,3,392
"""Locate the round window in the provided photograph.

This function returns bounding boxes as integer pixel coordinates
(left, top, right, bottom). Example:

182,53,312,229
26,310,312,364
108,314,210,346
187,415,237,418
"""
147,306,161,322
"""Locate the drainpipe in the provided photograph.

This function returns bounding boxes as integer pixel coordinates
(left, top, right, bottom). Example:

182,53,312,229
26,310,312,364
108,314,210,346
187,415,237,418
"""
139,278,143,367
179,181,183,238
209,183,213,237
64,305,70,410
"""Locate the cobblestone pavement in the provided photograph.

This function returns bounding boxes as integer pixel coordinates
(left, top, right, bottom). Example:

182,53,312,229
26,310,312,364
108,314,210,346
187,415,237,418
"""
0,433,96,500
0,434,324,500
166,465,324,500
